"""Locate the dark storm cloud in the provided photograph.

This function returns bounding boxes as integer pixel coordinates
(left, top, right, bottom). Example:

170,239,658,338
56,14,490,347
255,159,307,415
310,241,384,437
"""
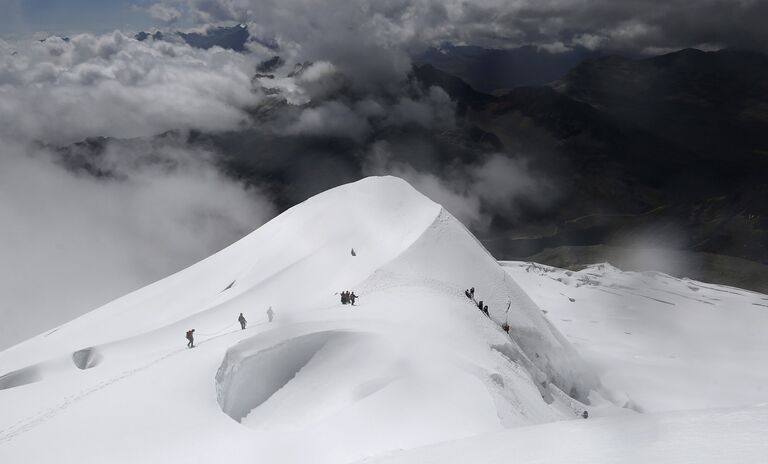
5,0,762,349
497,0,768,53
170,0,768,54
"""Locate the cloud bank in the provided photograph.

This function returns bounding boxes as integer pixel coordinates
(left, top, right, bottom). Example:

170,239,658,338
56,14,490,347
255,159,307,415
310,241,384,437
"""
0,32,262,145
0,33,276,349
169,0,768,55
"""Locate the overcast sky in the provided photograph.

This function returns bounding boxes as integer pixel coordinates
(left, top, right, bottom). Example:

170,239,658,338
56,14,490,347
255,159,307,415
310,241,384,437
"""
0,0,154,37
1,0,766,349
2,0,767,53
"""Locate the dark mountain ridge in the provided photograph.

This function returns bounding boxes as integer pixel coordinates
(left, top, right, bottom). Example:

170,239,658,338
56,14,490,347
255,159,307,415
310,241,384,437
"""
52,47,768,290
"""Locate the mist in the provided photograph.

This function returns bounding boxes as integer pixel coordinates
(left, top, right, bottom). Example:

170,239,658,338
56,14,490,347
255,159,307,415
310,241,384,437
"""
0,135,274,350
0,20,565,350
0,34,279,349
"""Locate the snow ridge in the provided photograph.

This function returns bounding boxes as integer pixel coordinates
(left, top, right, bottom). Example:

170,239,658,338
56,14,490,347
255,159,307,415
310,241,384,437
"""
0,177,608,464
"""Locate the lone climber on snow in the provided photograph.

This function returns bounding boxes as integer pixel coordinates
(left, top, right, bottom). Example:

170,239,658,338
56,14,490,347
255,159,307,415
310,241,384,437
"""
186,329,195,348
238,313,247,330
267,306,274,322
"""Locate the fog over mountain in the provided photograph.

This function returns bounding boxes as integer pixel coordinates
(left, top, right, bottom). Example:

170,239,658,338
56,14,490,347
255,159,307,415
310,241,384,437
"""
2,2,768,464
1,0,767,344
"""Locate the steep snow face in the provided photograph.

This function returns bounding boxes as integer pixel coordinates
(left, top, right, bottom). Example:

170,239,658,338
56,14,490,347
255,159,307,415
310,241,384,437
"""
0,177,598,464
370,210,600,402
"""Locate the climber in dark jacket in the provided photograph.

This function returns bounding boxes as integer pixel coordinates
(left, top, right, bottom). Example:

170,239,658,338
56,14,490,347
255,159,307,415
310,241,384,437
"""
350,292,358,305
238,313,247,330
186,329,195,348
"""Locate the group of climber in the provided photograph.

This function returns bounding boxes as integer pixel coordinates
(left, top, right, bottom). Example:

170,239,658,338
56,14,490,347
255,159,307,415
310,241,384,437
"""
340,290,358,305
185,306,275,348
465,287,490,316
464,286,510,334
463,285,589,419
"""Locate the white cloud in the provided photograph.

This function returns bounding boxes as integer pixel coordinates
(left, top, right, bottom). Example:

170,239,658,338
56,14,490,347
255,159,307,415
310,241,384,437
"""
537,41,572,54
0,32,281,349
281,100,371,141
363,143,552,230
365,142,484,227
470,154,554,217
0,135,275,350
0,32,262,144
148,3,183,23
571,33,606,50
386,86,455,129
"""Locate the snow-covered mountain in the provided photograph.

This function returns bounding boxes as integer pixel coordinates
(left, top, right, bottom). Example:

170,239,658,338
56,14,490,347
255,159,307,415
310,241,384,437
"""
0,176,603,463
1,176,767,463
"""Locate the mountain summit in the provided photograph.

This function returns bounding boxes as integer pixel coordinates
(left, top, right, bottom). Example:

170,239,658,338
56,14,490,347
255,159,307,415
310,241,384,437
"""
0,176,603,463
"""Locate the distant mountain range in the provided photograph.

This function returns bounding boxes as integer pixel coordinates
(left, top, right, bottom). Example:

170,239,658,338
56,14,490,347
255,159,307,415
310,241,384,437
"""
414,48,768,288
57,45,768,290
134,24,273,52
415,44,605,92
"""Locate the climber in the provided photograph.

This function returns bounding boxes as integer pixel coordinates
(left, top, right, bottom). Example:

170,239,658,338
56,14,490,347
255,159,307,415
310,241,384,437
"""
477,300,484,311
502,322,510,333
186,329,195,348
238,313,247,330
582,410,589,419
267,306,274,322
341,291,348,305
350,292,358,306
483,305,489,316
465,289,471,299
470,287,475,298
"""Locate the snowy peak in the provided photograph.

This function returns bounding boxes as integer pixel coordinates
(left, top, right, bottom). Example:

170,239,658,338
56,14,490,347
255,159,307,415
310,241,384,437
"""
1,176,602,464
1,176,440,366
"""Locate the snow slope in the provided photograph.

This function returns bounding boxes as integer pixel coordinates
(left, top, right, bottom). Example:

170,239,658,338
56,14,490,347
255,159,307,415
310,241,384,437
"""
0,177,601,464
363,404,768,464
503,262,768,413
360,262,768,464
